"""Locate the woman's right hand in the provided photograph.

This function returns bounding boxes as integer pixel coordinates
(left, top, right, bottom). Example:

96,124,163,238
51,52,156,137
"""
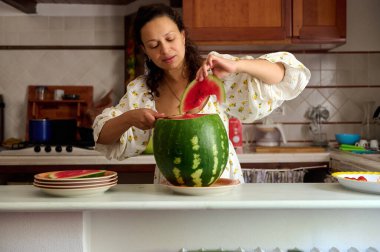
97,108,165,145
126,108,166,130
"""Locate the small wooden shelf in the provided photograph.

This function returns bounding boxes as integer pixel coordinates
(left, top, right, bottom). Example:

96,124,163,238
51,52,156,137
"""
26,85,94,140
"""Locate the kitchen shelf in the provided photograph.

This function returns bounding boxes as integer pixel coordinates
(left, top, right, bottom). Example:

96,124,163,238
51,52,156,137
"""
26,85,94,140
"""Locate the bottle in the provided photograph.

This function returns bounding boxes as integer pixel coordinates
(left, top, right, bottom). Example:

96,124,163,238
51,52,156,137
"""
361,101,375,140
229,117,243,148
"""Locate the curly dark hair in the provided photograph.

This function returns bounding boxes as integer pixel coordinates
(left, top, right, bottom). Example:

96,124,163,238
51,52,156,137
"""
133,3,203,98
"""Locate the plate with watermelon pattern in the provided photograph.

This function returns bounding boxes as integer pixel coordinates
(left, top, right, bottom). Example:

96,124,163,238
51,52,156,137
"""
35,184,117,197
332,171,380,194
166,178,241,196
33,170,117,197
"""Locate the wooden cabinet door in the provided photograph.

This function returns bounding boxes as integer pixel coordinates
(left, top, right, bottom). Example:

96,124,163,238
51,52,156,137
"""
293,0,346,42
182,0,291,42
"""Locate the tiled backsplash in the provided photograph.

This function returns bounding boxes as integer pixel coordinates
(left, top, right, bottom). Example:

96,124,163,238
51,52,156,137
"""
0,15,379,144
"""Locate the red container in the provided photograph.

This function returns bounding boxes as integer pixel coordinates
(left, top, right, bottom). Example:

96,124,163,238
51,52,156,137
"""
229,117,243,148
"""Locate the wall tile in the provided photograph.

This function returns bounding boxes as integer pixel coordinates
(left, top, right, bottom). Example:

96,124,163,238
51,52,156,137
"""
308,70,321,86
64,31,95,45
351,69,368,84
0,17,3,32
337,100,363,121
64,17,81,30
305,89,326,107
328,89,347,111
80,17,95,30
295,54,321,70
94,16,124,32
94,31,124,45
18,31,50,45
49,17,64,30
0,32,19,45
335,54,354,70
0,16,123,46
368,53,380,85
321,54,337,70
321,70,336,85
49,31,65,45
351,54,368,70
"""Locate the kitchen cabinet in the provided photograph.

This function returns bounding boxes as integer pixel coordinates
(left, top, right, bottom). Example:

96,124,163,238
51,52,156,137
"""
182,0,346,49
292,0,346,43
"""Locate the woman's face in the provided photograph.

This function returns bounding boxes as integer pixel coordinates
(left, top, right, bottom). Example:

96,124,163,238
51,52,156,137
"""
140,16,186,72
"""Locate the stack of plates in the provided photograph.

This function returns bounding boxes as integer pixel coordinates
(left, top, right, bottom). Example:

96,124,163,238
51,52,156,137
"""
33,170,117,197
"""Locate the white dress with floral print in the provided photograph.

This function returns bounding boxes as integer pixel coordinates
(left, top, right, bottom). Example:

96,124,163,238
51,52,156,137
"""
93,51,311,184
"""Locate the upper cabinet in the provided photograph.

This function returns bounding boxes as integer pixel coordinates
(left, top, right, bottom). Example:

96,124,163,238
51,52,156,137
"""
182,0,291,41
292,0,346,43
182,0,346,50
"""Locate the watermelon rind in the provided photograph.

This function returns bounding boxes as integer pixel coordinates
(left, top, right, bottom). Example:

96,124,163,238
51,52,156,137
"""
179,75,226,114
47,170,106,179
153,114,229,187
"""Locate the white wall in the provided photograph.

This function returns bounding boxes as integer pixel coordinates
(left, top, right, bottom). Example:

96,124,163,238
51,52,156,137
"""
334,0,380,51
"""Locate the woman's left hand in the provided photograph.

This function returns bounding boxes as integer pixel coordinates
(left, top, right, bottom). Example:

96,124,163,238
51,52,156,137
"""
196,54,238,81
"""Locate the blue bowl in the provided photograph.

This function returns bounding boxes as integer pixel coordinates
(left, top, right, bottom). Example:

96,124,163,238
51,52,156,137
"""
335,133,361,145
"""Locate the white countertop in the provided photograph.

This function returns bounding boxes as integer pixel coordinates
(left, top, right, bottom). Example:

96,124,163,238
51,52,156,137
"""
1,183,380,211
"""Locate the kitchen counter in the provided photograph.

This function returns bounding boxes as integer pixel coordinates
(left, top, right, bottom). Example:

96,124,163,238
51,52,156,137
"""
1,183,380,211
0,183,379,251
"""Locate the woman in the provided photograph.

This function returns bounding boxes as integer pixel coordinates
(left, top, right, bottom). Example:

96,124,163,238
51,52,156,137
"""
93,3,311,184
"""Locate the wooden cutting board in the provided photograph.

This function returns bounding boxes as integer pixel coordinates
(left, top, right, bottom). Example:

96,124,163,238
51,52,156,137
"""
255,146,326,153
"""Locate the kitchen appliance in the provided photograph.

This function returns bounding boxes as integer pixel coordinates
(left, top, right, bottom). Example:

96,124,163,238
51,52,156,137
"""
229,117,243,148
23,118,94,154
306,105,330,146
361,101,375,140
255,118,286,147
0,144,97,156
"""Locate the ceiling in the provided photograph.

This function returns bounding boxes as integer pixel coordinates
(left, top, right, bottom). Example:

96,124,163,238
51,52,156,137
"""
2,0,181,14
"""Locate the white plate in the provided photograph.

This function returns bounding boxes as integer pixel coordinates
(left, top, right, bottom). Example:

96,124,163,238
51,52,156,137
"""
332,172,380,194
166,178,241,196
33,180,117,189
36,184,116,197
34,177,118,186
35,170,117,182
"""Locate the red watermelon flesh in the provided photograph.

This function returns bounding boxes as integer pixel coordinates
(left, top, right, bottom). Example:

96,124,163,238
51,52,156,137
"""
165,114,204,120
179,75,225,114
47,170,106,179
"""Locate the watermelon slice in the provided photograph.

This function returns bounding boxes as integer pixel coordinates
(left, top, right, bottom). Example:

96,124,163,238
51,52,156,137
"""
47,170,106,179
179,75,225,114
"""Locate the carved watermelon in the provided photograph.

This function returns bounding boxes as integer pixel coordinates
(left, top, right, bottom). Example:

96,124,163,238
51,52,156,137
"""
47,170,106,179
179,75,225,114
153,114,229,187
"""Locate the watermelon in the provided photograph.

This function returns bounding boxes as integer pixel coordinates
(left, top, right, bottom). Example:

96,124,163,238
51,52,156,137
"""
179,75,225,114
153,114,229,187
47,170,106,179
